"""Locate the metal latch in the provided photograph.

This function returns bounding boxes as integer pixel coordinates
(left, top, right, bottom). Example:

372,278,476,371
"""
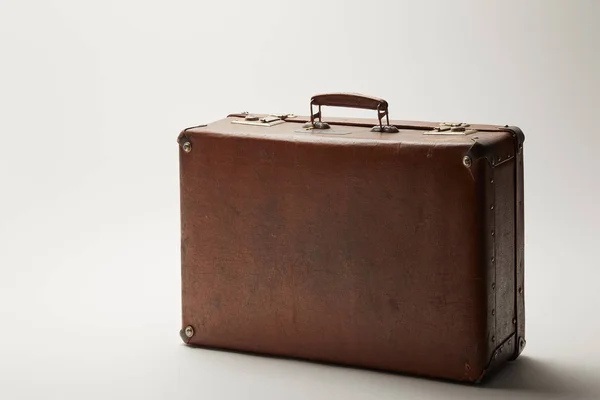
231,113,295,127
424,122,477,135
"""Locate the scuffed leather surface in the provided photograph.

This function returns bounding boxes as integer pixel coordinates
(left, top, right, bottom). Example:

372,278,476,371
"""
179,119,523,382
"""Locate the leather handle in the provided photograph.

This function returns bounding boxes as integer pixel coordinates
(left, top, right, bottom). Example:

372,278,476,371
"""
311,93,388,111
308,93,397,132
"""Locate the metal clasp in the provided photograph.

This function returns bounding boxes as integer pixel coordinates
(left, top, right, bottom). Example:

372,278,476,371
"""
424,122,477,135
231,114,288,127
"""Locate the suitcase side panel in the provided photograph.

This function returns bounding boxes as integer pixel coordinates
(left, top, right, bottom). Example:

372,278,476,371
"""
515,146,525,357
473,129,525,381
493,126,525,361
472,140,520,382
493,159,516,351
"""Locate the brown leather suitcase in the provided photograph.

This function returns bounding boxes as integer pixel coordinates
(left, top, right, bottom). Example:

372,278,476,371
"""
177,93,525,383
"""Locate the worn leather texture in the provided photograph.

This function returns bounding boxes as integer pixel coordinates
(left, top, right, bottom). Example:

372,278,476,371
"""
178,114,525,383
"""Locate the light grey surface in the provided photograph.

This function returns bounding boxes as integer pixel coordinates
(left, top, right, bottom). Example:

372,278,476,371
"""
1,0,599,399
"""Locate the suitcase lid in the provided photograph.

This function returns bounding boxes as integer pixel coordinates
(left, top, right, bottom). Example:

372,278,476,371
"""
179,93,524,165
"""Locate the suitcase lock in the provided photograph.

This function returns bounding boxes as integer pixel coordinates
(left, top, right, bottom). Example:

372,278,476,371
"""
231,114,288,127
425,122,478,135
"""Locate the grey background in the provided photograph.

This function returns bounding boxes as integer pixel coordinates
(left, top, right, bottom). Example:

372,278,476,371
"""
1,0,599,399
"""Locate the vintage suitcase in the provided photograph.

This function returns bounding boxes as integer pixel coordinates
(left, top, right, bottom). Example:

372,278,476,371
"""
177,93,525,383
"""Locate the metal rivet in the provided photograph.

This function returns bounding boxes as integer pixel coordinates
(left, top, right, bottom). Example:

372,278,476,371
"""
520,338,526,348
490,179,494,184
498,156,502,161
491,230,495,236
465,363,471,371
184,325,194,338
512,318,517,324
182,142,192,153
492,336,496,342
491,257,495,263
492,309,495,316
462,156,472,167
490,205,495,210
508,340,512,346
508,154,511,158
518,287,523,294
499,346,503,352
492,283,495,290
494,352,498,359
